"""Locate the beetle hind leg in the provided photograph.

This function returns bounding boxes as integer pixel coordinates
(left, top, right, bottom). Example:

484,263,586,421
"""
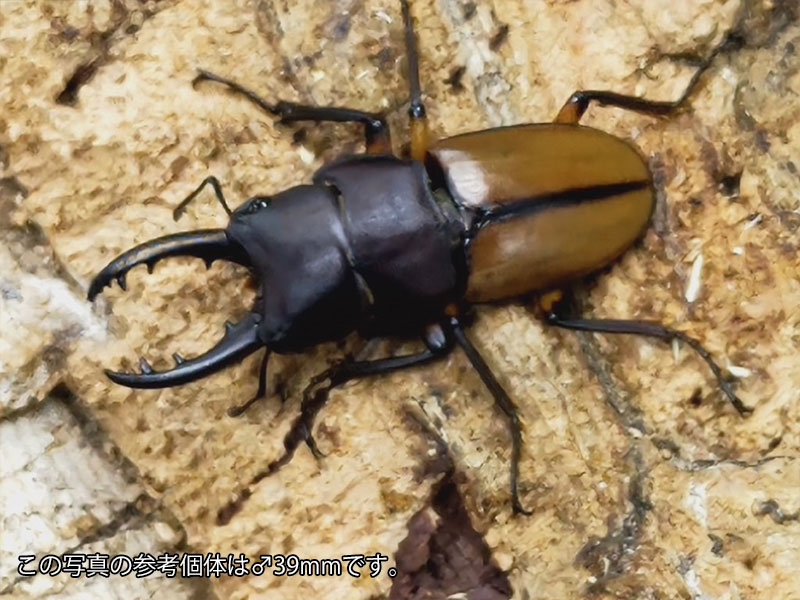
554,34,733,124
544,312,752,415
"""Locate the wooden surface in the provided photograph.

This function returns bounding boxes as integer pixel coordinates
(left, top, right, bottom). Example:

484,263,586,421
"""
1,1,798,598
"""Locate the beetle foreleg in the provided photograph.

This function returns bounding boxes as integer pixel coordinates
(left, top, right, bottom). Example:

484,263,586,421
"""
290,345,454,465
544,314,753,415
216,338,453,525
227,349,270,417
193,70,392,154
448,317,532,515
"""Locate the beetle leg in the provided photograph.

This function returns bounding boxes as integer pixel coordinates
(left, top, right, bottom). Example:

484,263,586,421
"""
192,70,392,154
291,345,454,465
544,313,753,415
227,349,270,417
173,176,232,221
554,35,731,124
449,317,533,516
216,335,453,525
401,0,430,161
555,87,694,124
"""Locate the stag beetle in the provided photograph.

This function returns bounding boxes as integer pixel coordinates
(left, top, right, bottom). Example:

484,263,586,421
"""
88,0,750,520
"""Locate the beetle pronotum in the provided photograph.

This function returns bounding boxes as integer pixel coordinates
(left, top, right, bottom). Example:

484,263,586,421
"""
88,0,749,522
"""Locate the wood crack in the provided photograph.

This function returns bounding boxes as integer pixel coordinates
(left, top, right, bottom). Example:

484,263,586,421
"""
54,0,182,106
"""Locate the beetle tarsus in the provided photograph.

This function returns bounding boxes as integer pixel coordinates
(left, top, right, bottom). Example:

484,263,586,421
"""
671,330,752,416
513,498,534,516
264,369,339,472
401,0,431,160
216,448,287,525
215,424,322,525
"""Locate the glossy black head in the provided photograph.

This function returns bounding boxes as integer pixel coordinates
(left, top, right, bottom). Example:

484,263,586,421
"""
226,184,362,351
88,183,363,389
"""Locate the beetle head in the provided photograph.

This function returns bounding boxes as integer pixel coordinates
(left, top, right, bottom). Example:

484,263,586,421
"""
88,183,361,389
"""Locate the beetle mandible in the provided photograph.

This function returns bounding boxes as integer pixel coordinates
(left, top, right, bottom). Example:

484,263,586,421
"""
88,0,750,521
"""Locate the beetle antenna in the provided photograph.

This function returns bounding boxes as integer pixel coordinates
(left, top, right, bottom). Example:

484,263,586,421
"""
401,0,430,160
401,0,423,119
173,176,232,221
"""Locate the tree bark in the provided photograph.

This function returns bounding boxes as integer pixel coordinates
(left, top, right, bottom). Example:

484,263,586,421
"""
1,0,798,598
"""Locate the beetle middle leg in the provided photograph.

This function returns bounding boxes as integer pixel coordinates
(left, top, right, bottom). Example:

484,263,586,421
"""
227,349,270,417
543,309,752,415
216,331,453,525
192,70,392,154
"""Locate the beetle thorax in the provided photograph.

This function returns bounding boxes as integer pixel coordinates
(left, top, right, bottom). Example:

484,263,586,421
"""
226,155,465,350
